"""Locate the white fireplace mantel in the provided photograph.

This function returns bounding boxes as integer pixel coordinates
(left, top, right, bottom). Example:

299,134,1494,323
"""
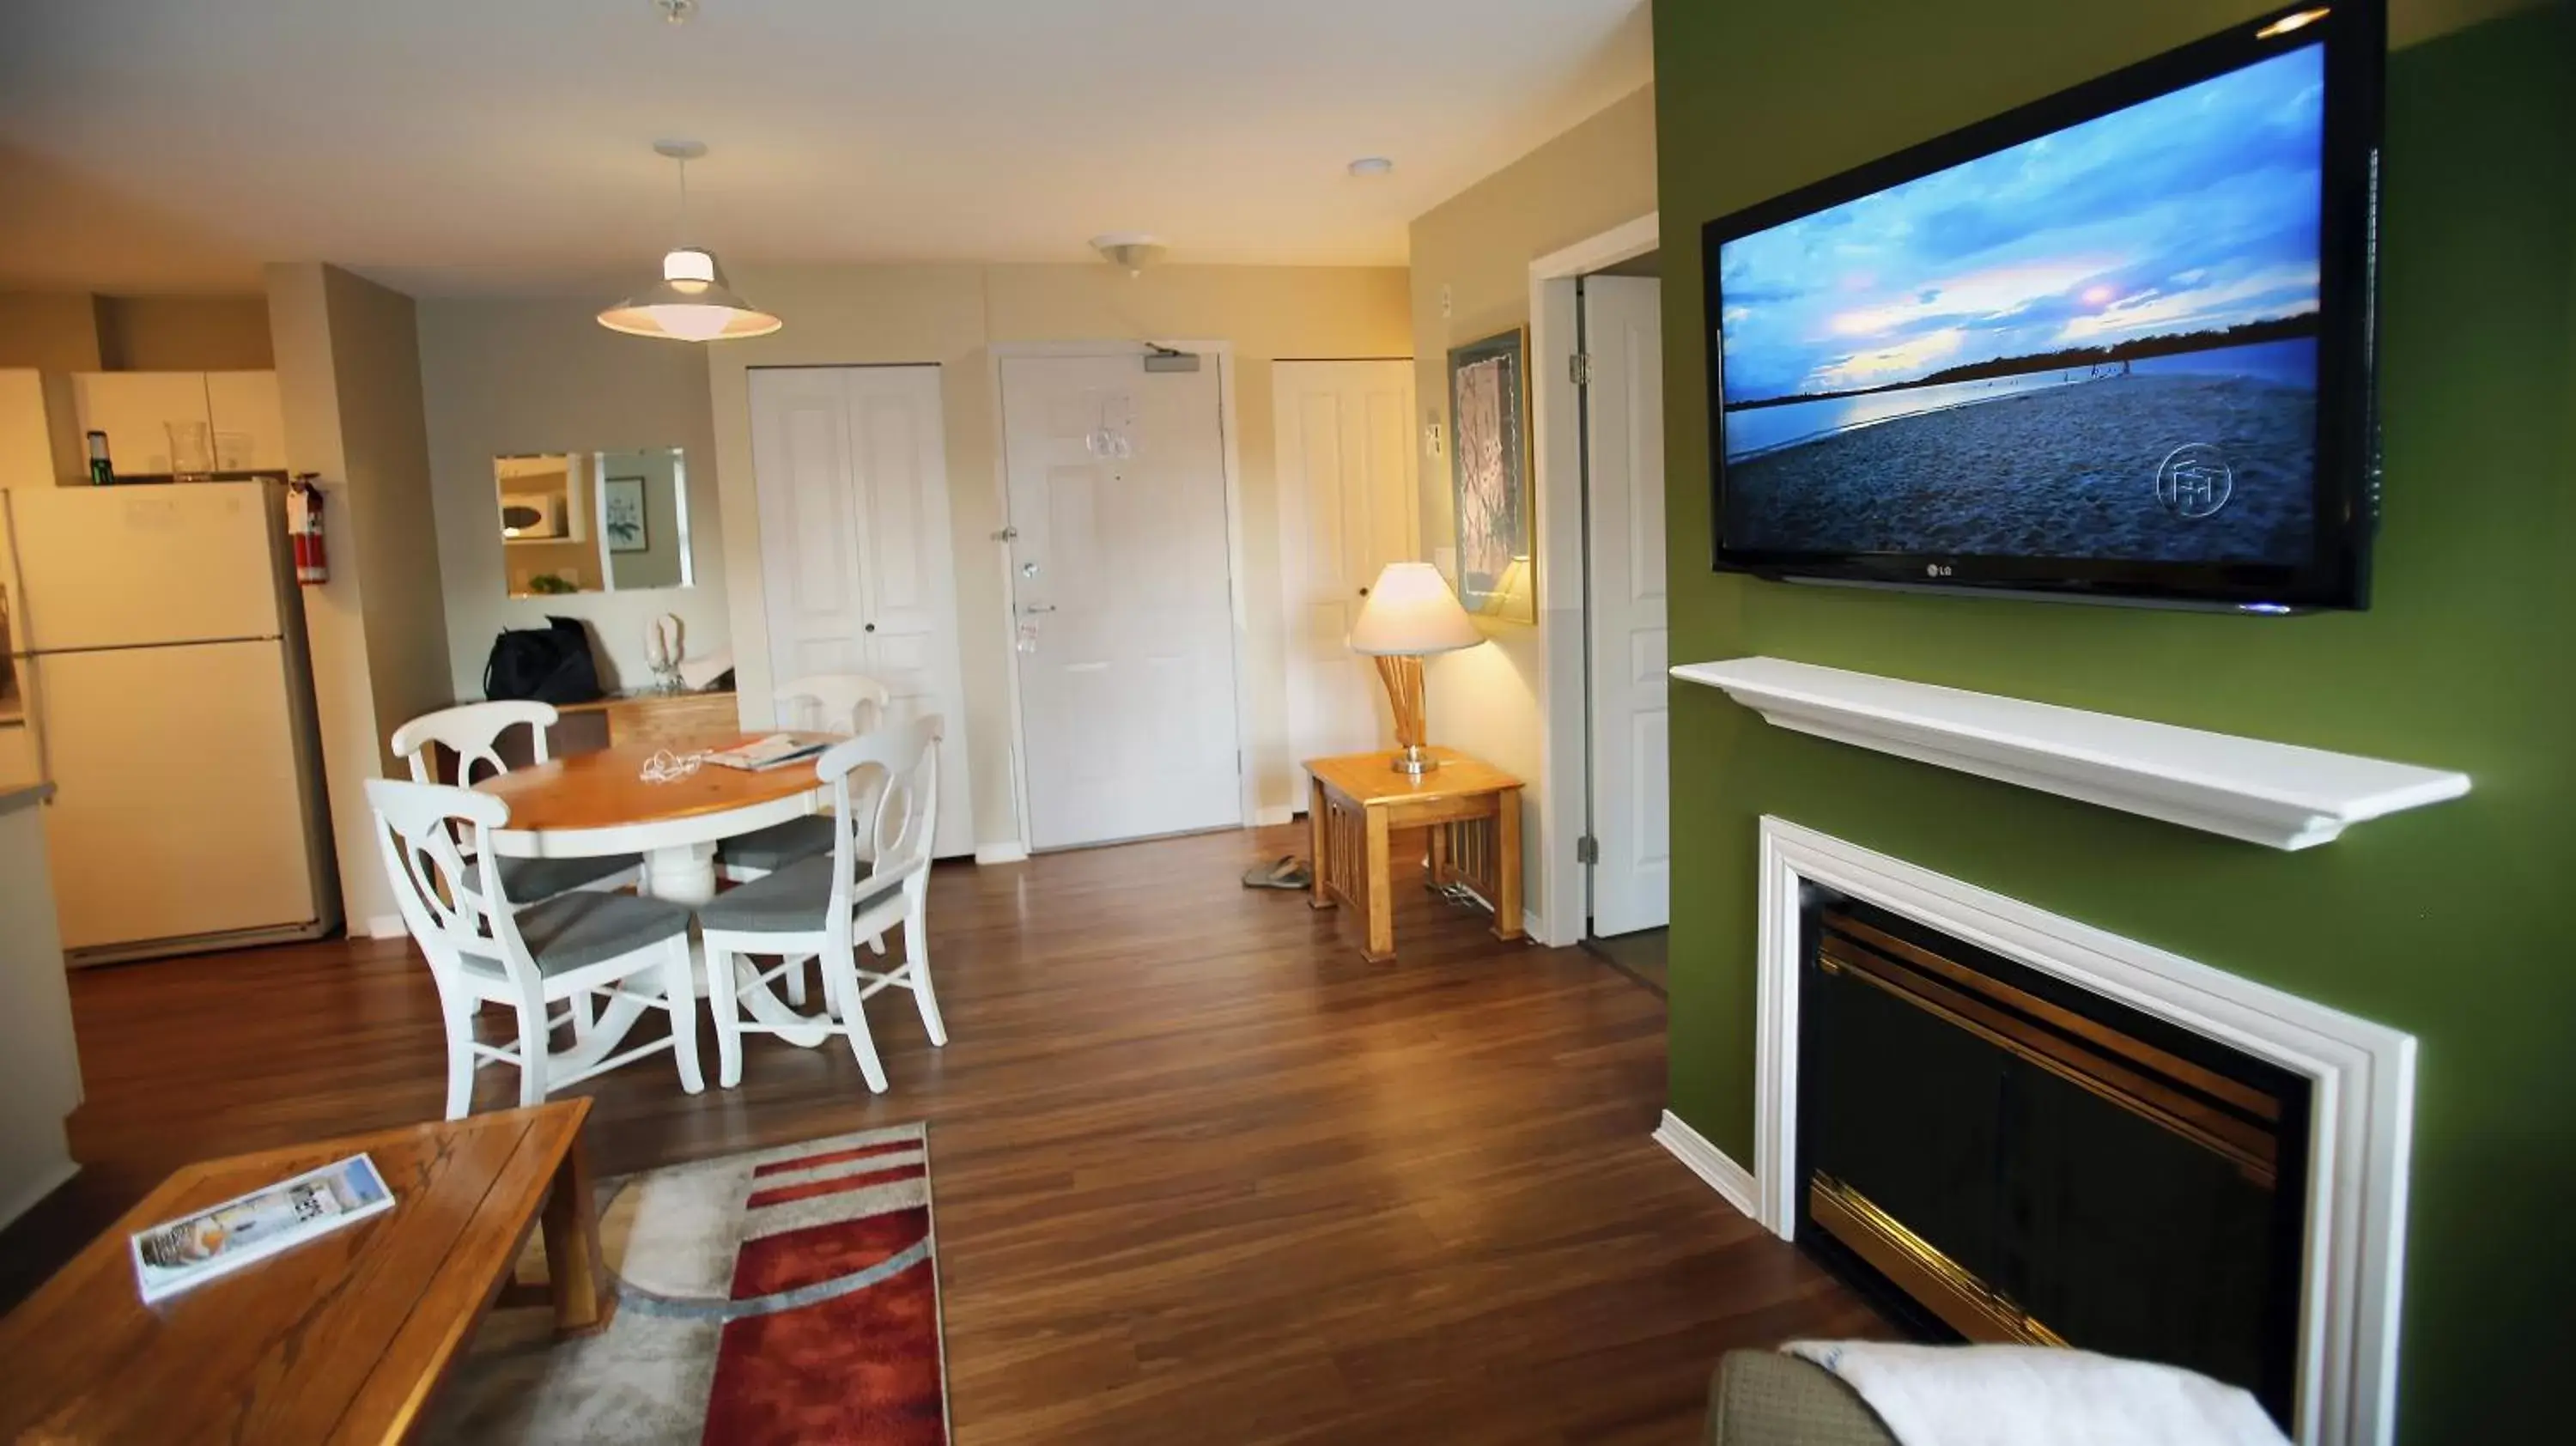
1671,657,2470,850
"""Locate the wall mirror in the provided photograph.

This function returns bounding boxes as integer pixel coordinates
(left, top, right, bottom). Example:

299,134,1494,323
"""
495,448,695,597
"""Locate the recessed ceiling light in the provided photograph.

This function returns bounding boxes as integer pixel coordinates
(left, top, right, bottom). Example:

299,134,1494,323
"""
1348,157,1395,178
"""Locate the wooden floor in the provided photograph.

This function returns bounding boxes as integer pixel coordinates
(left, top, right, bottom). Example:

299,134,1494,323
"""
0,823,1886,1444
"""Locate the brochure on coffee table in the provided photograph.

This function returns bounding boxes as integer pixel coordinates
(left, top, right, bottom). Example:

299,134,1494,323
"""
702,732,829,772
129,1153,394,1304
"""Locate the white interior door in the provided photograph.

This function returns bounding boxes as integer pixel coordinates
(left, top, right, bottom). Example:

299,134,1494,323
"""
749,365,974,858
1000,354,1240,850
1583,276,1669,936
1274,360,1416,787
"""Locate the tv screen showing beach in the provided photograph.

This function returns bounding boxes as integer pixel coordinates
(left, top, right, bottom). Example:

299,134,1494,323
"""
1716,43,2326,565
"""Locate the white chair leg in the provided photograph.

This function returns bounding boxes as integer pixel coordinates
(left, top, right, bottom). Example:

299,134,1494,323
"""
906,895,947,1047
663,939,704,1095
828,946,890,1093
708,943,744,1090
568,989,596,1042
783,954,808,1009
441,1000,477,1120
513,995,550,1108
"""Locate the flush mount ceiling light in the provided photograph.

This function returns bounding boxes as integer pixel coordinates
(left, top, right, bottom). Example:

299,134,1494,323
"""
1091,232,1167,278
1347,156,1395,177
598,140,781,343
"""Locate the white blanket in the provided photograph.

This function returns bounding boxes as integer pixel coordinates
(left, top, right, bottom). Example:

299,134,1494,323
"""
1783,1341,2290,1446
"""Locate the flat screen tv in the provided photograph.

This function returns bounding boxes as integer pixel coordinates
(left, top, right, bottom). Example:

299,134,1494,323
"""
1705,2,2384,611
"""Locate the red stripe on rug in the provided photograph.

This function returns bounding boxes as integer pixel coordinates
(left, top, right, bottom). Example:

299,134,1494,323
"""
744,1163,924,1212
751,1138,921,1178
705,1206,945,1445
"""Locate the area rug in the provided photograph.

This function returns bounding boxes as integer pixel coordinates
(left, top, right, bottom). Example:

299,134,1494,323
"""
427,1123,949,1444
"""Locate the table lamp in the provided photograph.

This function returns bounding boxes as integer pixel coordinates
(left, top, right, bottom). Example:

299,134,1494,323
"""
1348,561,1483,775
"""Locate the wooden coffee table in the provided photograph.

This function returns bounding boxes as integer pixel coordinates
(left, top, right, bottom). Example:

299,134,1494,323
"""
0,1099,604,1444
1305,747,1525,963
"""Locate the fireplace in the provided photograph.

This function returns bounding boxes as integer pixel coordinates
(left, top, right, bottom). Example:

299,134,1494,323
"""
1650,818,2420,1444
1795,892,2312,1425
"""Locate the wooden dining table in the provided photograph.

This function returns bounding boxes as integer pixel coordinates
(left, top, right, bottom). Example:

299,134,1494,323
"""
471,732,840,1059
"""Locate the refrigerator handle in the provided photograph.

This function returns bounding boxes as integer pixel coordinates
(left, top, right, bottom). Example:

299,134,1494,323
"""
13,654,49,799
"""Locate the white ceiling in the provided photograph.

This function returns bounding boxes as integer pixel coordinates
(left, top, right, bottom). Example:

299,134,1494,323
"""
0,0,1651,296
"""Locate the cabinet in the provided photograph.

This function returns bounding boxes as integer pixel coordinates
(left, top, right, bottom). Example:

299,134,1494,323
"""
70,371,286,478
206,372,288,472
0,372,79,489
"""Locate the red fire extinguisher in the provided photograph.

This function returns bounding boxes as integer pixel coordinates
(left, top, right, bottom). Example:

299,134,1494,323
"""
288,474,329,586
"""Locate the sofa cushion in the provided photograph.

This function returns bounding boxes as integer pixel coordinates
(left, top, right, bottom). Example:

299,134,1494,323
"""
1708,1351,1895,1446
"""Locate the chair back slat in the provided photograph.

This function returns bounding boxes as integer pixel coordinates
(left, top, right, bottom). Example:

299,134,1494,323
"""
363,778,538,991
815,715,942,933
392,701,558,787
775,673,893,737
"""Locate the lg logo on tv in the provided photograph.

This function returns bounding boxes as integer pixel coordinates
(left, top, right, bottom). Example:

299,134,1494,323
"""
1924,563,1954,578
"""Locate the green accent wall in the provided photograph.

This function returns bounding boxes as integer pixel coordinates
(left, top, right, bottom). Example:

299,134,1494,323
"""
1652,2,2573,1436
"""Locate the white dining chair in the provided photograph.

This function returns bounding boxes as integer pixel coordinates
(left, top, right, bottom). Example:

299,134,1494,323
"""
698,715,947,1093
391,701,645,903
365,777,704,1118
714,674,896,893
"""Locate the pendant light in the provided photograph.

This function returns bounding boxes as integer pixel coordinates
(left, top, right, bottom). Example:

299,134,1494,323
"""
598,141,781,343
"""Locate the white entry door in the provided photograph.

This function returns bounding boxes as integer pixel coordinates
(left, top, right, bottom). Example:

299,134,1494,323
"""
999,354,1241,850
1583,276,1669,936
749,364,975,858
1274,360,1416,781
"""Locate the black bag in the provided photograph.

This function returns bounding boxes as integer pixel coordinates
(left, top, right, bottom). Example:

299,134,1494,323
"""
482,617,604,704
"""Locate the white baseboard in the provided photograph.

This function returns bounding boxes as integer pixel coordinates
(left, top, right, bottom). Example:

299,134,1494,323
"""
1523,908,1544,941
1254,805,1297,828
366,914,407,940
1653,1109,1761,1224
973,842,1030,866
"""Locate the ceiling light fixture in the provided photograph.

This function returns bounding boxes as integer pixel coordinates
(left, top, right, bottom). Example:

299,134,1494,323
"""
598,141,781,343
1347,157,1395,177
1091,232,1167,278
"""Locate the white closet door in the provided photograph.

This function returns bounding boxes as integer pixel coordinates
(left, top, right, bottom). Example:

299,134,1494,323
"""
1583,276,1670,936
1000,354,1241,851
1274,360,1415,783
750,365,974,859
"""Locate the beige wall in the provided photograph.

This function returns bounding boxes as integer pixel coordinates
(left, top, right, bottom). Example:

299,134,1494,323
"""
0,294,103,372
703,262,1413,851
94,295,273,370
267,262,452,935
1406,83,1657,930
0,292,272,372
416,299,726,698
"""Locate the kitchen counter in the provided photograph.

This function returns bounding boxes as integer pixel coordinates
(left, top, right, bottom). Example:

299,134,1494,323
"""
0,782,52,818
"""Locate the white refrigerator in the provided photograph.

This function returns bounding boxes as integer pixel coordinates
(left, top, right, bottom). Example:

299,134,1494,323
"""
0,482,339,963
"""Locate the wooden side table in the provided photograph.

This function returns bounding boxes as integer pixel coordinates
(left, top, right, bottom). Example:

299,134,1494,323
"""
1305,747,1525,963
0,1099,605,1445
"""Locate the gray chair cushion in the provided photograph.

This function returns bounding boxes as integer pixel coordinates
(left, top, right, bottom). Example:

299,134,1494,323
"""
1707,1352,1894,1446
458,853,641,902
696,854,897,936
460,890,692,980
714,816,837,872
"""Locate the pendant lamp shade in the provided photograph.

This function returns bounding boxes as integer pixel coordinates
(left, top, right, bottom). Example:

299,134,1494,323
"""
597,246,781,342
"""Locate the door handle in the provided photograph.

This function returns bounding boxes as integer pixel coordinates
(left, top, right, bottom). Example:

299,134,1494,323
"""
1020,604,1057,615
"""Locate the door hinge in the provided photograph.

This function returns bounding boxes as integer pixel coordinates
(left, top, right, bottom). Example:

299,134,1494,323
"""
1569,353,1593,386
1576,835,1600,865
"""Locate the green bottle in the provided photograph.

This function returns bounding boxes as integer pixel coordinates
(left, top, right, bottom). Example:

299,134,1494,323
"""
85,430,114,486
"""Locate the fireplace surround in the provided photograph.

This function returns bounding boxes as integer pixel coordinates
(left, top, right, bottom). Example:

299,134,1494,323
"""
1654,817,2416,1446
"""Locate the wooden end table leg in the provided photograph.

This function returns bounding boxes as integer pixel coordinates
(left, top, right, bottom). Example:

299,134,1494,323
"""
1492,787,1525,943
1308,777,1334,911
1363,804,1394,963
1427,822,1451,889
541,1135,611,1335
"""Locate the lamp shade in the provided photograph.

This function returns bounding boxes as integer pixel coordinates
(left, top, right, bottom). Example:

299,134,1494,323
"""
1348,562,1482,656
597,247,782,342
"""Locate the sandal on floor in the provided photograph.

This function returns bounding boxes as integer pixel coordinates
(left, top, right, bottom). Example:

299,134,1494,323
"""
1242,854,1313,890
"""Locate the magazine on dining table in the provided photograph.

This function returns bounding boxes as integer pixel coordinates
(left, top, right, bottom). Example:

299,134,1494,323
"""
129,1153,395,1304
700,732,830,772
